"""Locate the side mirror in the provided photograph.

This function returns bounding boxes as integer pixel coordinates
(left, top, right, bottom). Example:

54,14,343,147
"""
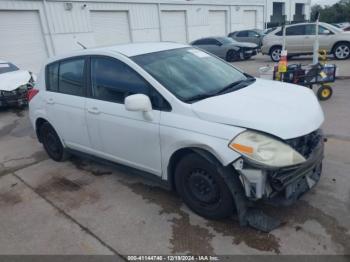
125,94,153,120
125,94,152,112
322,29,331,35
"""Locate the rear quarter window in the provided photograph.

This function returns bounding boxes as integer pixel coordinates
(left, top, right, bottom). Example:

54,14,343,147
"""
45,57,86,96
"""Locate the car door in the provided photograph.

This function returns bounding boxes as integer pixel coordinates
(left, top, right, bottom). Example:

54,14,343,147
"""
44,57,91,151
285,25,307,53
302,24,334,53
85,55,167,175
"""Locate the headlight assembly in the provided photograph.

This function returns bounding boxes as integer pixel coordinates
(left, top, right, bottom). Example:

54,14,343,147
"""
229,130,305,167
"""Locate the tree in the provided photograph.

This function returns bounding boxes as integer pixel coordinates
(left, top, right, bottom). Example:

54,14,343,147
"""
310,0,350,23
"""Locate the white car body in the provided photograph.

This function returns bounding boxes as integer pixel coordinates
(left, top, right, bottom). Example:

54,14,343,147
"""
0,70,31,92
29,43,325,226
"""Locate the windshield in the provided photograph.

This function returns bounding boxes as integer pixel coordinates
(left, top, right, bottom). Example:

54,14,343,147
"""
0,63,19,74
131,48,250,102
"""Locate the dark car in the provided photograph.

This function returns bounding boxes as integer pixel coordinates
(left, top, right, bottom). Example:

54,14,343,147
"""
190,37,258,62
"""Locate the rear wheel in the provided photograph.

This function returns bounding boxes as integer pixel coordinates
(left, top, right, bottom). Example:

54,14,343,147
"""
270,46,282,62
40,122,69,161
226,50,239,62
174,153,235,219
317,85,333,101
333,43,350,60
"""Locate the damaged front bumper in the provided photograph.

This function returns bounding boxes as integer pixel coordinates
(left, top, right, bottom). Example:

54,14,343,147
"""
0,88,28,108
233,130,324,206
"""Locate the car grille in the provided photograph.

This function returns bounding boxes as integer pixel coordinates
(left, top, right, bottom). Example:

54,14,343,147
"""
285,129,323,159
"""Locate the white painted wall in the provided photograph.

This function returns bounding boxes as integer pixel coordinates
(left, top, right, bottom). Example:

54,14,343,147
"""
0,0,311,72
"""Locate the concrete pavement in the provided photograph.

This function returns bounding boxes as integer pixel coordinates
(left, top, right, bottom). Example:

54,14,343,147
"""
0,62,349,255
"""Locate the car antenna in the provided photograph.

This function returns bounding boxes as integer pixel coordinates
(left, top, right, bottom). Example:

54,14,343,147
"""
77,41,87,49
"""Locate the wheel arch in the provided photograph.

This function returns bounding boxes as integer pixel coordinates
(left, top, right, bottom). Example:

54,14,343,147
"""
35,117,49,143
269,45,282,55
167,147,223,192
331,41,350,54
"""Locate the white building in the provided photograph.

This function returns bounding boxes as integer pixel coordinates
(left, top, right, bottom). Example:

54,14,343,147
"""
0,0,311,72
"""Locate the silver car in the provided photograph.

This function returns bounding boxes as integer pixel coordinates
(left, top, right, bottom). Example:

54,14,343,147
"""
261,22,350,61
191,37,258,62
228,29,264,47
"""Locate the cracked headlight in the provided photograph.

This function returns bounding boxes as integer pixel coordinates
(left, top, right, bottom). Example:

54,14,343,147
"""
229,130,305,167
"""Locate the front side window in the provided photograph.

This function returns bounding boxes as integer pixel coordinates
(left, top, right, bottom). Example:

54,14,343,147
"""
58,58,85,96
0,63,19,74
90,57,169,110
132,48,250,102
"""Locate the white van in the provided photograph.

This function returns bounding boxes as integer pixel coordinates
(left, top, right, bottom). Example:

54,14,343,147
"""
28,42,324,231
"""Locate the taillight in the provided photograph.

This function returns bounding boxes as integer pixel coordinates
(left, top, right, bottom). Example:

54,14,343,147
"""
27,88,39,102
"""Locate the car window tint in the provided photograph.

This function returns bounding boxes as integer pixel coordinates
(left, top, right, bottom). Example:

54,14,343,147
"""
207,39,220,45
248,31,259,37
58,58,85,96
0,63,19,74
237,31,248,37
193,39,204,45
90,57,170,110
286,25,305,36
46,62,59,92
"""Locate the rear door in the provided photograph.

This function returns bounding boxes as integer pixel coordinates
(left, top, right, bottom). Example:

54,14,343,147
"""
285,25,307,53
44,57,91,151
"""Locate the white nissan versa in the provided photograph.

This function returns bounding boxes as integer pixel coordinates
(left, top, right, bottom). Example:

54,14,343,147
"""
29,42,324,231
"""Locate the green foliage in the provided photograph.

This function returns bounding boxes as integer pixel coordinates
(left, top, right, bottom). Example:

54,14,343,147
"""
311,0,350,23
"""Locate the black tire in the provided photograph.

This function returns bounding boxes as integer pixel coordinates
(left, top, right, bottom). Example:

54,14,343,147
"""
333,42,350,60
174,153,235,219
270,46,282,62
317,85,333,101
39,122,69,161
226,49,239,62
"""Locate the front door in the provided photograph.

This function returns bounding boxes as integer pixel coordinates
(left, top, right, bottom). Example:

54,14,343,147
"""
85,56,164,175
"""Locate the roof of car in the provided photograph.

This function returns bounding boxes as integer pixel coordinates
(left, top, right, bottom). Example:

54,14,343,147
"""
0,59,9,63
46,42,188,64
98,42,188,56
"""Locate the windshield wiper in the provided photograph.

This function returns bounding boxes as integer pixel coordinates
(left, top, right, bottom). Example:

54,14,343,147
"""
185,77,256,103
214,77,256,96
185,93,218,103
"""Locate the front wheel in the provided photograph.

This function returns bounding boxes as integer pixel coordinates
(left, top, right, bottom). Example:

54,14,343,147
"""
270,46,282,62
317,85,333,101
174,153,235,219
333,43,350,60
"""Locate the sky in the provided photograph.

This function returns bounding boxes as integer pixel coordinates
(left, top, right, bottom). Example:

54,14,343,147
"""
311,0,340,6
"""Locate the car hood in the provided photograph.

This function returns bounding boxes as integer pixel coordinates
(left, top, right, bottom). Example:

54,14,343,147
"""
0,70,31,91
227,42,258,48
191,78,324,140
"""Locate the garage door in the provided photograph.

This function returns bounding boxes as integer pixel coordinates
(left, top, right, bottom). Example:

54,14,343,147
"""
0,11,48,73
209,11,227,36
243,10,257,29
161,11,187,43
91,11,131,47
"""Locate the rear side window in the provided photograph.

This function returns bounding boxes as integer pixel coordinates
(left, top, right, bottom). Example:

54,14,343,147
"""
90,57,170,110
286,25,305,36
46,62,59,92
46,57,86,96
59,59,85,96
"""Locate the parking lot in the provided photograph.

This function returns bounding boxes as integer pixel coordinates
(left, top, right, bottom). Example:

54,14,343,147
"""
0,54,350,256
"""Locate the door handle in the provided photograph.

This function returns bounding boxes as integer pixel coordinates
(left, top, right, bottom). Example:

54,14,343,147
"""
46,98,55,105
87,107,100,115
